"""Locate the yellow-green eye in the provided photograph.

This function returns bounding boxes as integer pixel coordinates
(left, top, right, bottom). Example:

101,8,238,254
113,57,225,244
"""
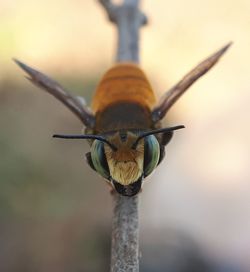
143,135,160,177
91,140,110,179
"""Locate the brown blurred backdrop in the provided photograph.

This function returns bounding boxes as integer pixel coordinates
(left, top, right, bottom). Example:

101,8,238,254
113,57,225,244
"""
0,0,250,271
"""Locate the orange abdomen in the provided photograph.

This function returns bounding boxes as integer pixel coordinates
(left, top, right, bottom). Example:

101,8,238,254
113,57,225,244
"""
92,63,156,113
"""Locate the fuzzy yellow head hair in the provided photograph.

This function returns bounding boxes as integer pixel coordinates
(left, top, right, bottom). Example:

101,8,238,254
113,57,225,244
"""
104,131,144,186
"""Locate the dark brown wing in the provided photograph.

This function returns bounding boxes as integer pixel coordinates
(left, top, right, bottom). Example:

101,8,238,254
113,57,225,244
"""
151,43,232,122
14,59,95,128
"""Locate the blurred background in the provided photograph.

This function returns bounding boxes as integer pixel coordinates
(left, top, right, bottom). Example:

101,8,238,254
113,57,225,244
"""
0,0,249,271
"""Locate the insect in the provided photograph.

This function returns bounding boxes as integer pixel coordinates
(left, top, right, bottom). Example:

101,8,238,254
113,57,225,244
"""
14,43,230,196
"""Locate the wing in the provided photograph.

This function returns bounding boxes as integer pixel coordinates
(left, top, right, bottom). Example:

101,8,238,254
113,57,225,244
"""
151,42,232,123
14,59,95,128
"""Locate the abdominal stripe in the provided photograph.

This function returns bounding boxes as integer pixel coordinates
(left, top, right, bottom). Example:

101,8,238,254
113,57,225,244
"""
101,75,147,84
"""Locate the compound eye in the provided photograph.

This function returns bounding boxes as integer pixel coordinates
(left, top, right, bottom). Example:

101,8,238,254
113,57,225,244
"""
143,135,160,177
91,140,110,179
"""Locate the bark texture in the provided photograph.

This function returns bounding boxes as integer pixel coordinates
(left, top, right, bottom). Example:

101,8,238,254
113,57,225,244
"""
99,0,147,271
111,195,139,272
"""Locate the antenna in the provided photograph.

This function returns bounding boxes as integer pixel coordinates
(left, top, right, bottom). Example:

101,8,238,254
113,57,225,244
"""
53,134,117,151
131,125,185,149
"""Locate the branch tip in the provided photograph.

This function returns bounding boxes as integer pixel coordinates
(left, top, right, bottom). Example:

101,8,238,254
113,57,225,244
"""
99,0,117,23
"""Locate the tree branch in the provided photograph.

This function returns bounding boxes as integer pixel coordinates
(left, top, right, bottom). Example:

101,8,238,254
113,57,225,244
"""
99,0,147,63
99,0,117,23
111,195,139,272
99,0,146,271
